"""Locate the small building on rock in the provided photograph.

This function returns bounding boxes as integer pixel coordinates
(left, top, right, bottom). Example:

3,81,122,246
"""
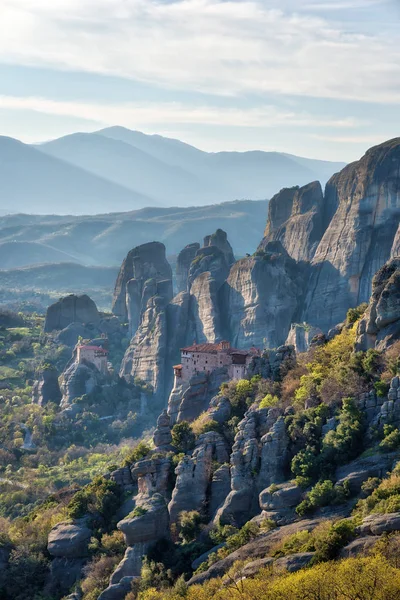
173,341,259,382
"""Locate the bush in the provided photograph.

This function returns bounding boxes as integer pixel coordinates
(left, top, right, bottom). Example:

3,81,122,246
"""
67,476,121,523
171,422,195,454
296,479,350,516
178,510,202,544
124,441,152,466
347,303,368,324
259,394,279,409
380,425,400,452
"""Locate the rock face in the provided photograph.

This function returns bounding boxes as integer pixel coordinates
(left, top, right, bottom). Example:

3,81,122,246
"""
286,323,322,353
302,138,400,331
168,369,229,425
260,181,326,262
356,258,400,351
47,521,92,558
176,243,200,292
44,294,100,332
153,409,172,450
358,513,400,536
120,294,168,402
112,242,172,328
223,242,304,349
59,361,101,407
32,365,62,406
168,432,229,525
203,228,235,267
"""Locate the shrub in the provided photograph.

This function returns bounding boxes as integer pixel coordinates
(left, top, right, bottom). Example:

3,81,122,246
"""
67,476,121,523
380,425,400,452
178,510,202,544
259,394,279,409
296,479,342,516
347,303,368,324
171,422,195,454
131,506,148,518
124,441,152,466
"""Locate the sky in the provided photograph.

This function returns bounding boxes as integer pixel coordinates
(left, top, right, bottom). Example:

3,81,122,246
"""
0,0,399,161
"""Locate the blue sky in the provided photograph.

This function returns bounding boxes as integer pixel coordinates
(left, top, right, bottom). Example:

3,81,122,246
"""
0,0,399,161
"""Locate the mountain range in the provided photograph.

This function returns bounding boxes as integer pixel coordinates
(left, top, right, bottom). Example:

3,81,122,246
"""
0,126,345,214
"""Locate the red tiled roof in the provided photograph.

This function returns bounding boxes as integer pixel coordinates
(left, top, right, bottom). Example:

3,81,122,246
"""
78,345,108,353
173,364,183,369
181,343,255,355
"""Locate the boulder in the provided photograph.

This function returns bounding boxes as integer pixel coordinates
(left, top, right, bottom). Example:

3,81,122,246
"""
59,361,100,407
357,513,400,536
259,482,302,512
240,557,274,577
117,494,169,547
335,453,397,494
339,536,377,558
97,576,138,600
191,544,226,571
44,294,100,332
48,557,86,595
47,521,92,558
274,552,315,572
110,547,144,584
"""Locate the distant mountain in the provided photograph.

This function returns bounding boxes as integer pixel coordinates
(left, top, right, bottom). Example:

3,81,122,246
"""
0,200,269,267
0,136,154,214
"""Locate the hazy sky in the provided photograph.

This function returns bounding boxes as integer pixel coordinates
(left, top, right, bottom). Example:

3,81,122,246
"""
1,0,399,161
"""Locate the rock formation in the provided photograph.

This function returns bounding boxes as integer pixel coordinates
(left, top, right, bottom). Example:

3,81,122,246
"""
260,181,326,262
153,409,173,451
356,257,400,351
223,242,304,349
203,228,235,267
112,241,173,328
168,431,229,525
286,323,322,353
302,138,400,331
44,294,100,332
176,243,200,292
32,364,62,406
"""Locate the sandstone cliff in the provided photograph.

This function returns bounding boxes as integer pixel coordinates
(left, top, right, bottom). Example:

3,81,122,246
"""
356,257,400,351
302,138,400,331
112,241,172,328
223,242,304,349
260,181,326,262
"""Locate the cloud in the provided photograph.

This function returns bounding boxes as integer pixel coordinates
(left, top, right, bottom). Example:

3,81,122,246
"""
0,94,365,132
1,0,400,104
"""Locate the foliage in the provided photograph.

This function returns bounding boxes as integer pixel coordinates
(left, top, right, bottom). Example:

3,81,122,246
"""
66,475,121,524
124,441,152,466
171,422,196,454
81,554,121,600
136,554,400,600
131,505,148,518
346,303,368,324
179,510,202,544
296,479,350,516
379,425,400,452
354,472,400,518
259,394,279,409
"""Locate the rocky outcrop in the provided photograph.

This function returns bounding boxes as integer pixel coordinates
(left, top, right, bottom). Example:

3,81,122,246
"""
112,242,172,326
260,181,326,262
120,294,168,403
257,417,289,492
168,431,229,525
47,520,92,594
391,224,400,258
59,361,101,407
32,364,62,406
153,409,172,451
47,521,92,558
357,513,400,536
176,243,200,292
131,455,171,499
203,228,235,267
44,294,100,332
168,369,229,425
190,272,223,343
356,258,400,351
302,138,400,331
223,243,304,349
246,345,296,381
117,494,169,575
286,323,322,353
